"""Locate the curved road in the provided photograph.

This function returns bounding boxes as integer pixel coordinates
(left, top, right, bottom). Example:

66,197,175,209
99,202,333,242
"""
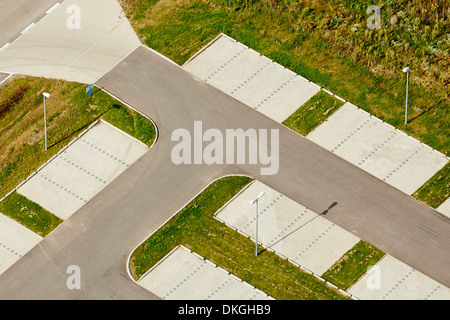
0,44,450,299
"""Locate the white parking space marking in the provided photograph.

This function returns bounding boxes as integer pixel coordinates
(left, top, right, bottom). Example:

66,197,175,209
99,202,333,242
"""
20,23,35,35
215,180,360,276
348,255,450,300
307,103,448,195
45,2,60,15
138,246,273,300
183,34,320,123
17,121,148,220
0,213,42,276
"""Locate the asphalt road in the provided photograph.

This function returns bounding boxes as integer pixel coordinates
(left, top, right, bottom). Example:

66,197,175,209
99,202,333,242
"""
0,0,60,47
0,44,449,299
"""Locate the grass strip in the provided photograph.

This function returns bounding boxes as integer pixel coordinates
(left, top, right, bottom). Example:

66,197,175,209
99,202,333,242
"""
321,240,385,291
130,176,350,300
282,89,345,136
0,192,62,237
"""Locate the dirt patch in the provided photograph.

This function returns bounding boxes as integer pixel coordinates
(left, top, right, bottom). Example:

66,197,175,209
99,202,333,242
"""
0,83,30,120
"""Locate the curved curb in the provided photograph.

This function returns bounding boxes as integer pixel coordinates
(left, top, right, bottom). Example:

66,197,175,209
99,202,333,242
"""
96,86,160,151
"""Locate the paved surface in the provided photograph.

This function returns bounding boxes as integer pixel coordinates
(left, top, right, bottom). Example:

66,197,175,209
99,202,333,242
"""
138,246,273,300
215,180,360,276
437,198,450,218
182,34,321,123
17,121,148,220
0,0,60,48
0,213,42,276
0,0,140,84
1,44,450,299
348,255,450,300
307,103,448,195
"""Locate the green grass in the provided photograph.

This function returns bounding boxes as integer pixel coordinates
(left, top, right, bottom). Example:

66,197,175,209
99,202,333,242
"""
0,76,156,201
102,104,156,147
321,240,385,290
282,89,345,136
0,192,62,237
413,162,450,209
130,176,350,300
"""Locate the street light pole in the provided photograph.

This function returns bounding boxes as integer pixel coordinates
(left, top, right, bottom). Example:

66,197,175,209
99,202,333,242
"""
43,92,51,151
250,191,265,256
402,67,410,124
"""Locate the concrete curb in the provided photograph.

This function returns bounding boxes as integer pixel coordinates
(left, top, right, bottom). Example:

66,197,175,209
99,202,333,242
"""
96,87,159,151
126,174,254,283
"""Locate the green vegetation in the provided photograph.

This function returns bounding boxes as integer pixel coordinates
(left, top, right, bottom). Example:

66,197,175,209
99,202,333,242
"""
120,0,449,156
0,76,156,201
102,104,156,146
322,240,385,290
413,162,450,209
282,89,345,136
0,192,62,237
130,176,350,300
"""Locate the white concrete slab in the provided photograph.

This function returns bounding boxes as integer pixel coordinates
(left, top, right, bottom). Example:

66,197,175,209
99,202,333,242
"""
0,213,42,275
437,198,450,218
348,255,450,300
0,0,140,84
138,246,273,300
182,34,320,123
307,103,448,195
215,180,360,276
17,121,148,220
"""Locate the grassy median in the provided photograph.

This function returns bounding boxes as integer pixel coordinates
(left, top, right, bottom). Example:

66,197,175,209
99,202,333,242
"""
0,192,62,237
322,240,385,290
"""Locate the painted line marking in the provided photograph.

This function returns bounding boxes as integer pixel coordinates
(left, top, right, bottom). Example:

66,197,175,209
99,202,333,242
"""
21,23,35,35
